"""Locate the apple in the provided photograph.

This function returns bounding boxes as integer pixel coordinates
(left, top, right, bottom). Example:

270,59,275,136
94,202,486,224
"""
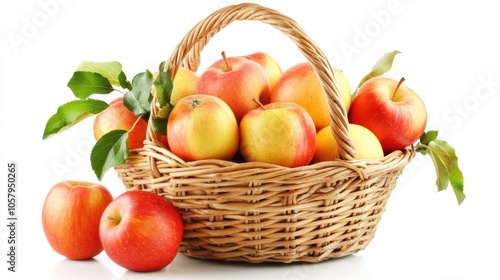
241,52,282,104
239,101,316,167
42,181,113,260
196,51,271,121
348,77,427,154
99,190,183,272
271,62,352,131
93,97,148,150
167,94,239,161
153,66,199,106
312,124,384,163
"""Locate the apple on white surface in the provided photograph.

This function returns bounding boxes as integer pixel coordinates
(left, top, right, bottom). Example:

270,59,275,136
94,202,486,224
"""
99,190,184,272
239,101,316,167
196,51,271,121
348,76,427,154
42,181,113,260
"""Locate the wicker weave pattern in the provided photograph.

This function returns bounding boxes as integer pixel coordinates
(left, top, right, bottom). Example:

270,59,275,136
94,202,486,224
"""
115,3,416,263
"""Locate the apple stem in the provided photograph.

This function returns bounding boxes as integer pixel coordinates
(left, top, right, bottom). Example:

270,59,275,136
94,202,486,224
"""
221,51,232,72
252,98,266,110
107,216,121,226
394,77,406,96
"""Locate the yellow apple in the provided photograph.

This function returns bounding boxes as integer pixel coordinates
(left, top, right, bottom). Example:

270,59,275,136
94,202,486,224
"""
241,52,282,104
312,123,383,163
271,62,352,131
239,101,316,167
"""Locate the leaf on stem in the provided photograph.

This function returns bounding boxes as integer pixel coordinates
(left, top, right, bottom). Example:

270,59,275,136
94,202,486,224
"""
123,70,154,116
353,50,401,98
90,130,129,181
154,67,173,108
67,71,114,99
417,130,466,205
42,99,109,139
77,61,123,86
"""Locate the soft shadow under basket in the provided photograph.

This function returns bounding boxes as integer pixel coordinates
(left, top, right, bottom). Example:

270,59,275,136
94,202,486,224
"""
115,3,415,263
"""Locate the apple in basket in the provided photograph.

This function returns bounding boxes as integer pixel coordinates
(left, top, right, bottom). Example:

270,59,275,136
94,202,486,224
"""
271,62,352,131
239,101,316,167
196,51,271,122
167,94,240,161
99,190,184,272
42,181,113,260
93,97,149,150
241,51,282,104
348,77,427,154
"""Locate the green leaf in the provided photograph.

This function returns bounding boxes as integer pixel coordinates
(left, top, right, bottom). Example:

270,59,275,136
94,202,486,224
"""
353,50,401,98
77,61,123,86
427,141,452,191
154,69,173,108
67,71,114,99
435,139,466,205
416,131,466,205
150,103,174,136
123,70,153,116
91,130,129,181
417,130,439,155
118,71,132,90
43,99,109,139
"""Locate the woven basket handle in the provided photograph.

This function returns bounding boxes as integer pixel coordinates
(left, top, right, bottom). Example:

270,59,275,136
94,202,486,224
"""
147,3,356,162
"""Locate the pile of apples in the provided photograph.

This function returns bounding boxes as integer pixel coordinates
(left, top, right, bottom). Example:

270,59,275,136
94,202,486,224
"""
42,51,428,272
154,51,427,167
42,181,184,272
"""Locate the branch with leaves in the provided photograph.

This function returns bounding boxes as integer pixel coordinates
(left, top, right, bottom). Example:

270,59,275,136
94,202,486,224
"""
42,61,173,180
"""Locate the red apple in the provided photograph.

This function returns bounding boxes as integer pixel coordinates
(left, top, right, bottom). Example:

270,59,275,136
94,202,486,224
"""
239,101,316,167
93,97,148,150
99,191,183,272
196,52,271,121
167,94,239,161
241,52,282,104
42,181,113,260
348,77,427,154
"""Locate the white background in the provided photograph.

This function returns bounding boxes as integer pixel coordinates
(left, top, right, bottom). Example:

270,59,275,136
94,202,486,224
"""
1,0,499,279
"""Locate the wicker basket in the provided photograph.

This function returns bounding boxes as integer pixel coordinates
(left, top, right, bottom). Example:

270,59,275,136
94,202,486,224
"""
115,3,416,263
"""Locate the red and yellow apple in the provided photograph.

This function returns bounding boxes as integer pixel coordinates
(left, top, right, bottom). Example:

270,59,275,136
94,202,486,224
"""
93,97,148,150
99,191,183,272
348,77,427,154
241,51,282,104
239,101,316,167
196,52,271,121
167,94,239,161
42,181,113,260
312,124,384,163
271,62,352,131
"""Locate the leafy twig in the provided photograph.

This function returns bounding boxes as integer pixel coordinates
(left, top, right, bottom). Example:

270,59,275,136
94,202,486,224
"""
416,130,466,205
